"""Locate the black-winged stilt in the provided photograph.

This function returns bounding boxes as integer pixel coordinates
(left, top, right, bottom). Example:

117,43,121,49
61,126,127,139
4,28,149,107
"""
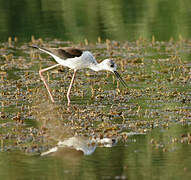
30,45,127,106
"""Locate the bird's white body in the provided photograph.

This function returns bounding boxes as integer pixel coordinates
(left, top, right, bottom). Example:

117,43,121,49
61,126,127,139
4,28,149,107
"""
59,51,98,70
39,48,115,72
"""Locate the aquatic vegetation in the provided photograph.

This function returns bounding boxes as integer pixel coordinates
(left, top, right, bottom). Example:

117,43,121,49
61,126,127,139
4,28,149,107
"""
0,37,191,154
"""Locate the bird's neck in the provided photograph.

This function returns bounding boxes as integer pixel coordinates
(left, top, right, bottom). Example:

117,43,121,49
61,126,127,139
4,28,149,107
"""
90,61,105,72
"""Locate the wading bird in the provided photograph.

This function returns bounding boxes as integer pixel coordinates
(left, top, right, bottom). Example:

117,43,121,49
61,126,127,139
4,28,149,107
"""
30,45,127,106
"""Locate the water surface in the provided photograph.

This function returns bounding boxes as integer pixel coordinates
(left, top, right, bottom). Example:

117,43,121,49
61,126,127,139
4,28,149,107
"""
0,0,191,42
1,0,191,179
1,126,191,180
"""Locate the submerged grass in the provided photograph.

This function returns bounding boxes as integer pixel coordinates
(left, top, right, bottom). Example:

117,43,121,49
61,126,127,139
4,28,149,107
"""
0,37,191,153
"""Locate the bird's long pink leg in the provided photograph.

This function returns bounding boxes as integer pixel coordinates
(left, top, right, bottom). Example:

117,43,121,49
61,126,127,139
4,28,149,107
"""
67,69,77,106
39,64,61,102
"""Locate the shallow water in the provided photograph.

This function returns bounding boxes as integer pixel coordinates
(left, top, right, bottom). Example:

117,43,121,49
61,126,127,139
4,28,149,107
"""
1,39,191,179
1,125,191,180
1,0,191,179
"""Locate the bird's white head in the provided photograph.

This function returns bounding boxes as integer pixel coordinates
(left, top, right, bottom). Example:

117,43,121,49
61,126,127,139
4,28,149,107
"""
100,59,127,88
100,59,117,72
89,58,127,88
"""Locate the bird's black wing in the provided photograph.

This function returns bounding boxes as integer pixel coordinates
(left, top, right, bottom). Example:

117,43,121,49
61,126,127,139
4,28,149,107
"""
57,48,83,59
30,45,83,59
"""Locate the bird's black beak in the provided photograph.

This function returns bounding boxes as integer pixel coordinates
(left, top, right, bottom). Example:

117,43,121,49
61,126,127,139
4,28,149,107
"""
113,71,128,88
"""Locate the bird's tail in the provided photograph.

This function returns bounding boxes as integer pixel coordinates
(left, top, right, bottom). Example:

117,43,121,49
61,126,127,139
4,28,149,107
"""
29,45,52,54
29,45,40,49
